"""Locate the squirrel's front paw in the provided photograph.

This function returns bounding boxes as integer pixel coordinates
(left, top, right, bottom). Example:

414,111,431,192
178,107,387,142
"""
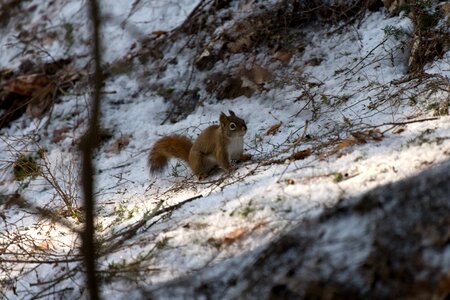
239,153,252,162
227,165,237,174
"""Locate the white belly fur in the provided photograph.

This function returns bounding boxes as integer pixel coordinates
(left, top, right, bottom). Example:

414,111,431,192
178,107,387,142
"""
227,136,243,160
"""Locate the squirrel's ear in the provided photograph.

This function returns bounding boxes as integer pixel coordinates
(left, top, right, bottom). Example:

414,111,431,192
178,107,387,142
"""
220,112,227,124
228,110,236,116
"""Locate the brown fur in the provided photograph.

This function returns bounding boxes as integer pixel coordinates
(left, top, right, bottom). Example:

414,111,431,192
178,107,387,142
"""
148,110,247,179
148,135,193,174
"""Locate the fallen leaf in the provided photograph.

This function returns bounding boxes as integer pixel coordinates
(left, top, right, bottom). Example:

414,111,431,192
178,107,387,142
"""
351,129,383,142
393,127,405,134
305,57,323,66
286,178,295,185
52,127,71,143
240,65,272,85
264,123,282,136
240,153,253,161
227,35,253,53
368,129,383,141
336,150,353,158
26,82,56,117
4,193,26,209
108,134,131,154
335,138,359,151
350,131,369,143
252,220,267,230
33,241,51,251
291,148,312,160
152,30,168,37
273,49,292,63
3,73,55,118
208,227,248,247
4,74,50,97
333,129,384,154
223,227,248,245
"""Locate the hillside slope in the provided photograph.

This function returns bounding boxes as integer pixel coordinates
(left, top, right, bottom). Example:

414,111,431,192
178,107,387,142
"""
0,0,449,298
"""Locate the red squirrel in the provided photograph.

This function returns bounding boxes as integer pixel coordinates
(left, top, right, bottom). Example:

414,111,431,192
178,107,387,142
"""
148,110,249,179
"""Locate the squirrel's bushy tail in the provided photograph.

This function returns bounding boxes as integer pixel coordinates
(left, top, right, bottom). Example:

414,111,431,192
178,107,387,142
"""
148,135,193,174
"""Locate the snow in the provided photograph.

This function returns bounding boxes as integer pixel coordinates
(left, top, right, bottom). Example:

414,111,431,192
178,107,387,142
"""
1,0,450,299
426,51,450,76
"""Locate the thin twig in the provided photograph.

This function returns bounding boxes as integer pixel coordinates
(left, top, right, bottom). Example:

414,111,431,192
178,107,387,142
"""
375,117,439,128
344,38,387,75
377,117,440,134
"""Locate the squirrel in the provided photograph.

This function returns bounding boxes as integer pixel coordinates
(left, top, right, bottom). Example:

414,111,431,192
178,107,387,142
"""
148,110,249,179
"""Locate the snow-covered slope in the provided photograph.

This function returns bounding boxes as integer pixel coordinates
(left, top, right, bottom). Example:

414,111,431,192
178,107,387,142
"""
1,0,449,298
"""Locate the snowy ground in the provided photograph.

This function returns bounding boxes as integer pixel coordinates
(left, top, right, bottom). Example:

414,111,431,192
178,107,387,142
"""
1,0,450,299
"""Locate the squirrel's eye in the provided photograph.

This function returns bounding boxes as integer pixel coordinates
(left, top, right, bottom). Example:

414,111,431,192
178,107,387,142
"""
229,122,236,130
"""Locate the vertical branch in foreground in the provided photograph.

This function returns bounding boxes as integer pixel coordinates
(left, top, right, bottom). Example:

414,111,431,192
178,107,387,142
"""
81,0,102,299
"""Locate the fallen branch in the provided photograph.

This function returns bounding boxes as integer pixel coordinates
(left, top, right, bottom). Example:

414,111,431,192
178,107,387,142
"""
366,117,440,133
377,117,440,127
